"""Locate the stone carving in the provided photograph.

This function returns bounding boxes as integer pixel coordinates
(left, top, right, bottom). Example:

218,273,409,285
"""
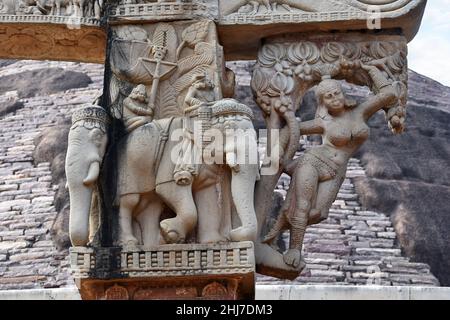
71,242,255,300
5,0,419,300
115,97,259,246
107,20,259,247
122,84,154,133
222,0,422,18
66,105,110,246
219,0,425,60
0,0,103,20
0,24,106,63
0,0,426,63
251,33,408,279
264,64,397,269
109,0,218,23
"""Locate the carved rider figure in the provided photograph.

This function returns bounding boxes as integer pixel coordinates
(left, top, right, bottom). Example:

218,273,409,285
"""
122,84,154,133
173,73,216,185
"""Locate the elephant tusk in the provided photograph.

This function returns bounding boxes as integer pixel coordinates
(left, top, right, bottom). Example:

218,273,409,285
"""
83,161,100,187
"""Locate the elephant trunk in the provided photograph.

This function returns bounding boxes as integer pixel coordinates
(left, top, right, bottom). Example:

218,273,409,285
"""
68,185,93,246
67,160,101,246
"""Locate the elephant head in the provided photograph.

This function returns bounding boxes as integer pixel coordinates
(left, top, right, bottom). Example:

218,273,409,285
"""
66,105,109,246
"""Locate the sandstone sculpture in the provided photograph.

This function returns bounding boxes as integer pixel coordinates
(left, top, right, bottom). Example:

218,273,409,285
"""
65,105,109,246
263,63,397,269
0,0,428,300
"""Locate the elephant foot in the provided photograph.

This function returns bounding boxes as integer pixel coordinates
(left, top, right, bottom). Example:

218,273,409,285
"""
119,235,139,248
283,249,305,269
160,219,186,244
200,233,228,244
230,226,257,242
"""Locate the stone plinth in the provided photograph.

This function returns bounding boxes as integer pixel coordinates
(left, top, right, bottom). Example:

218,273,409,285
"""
70,242,255,300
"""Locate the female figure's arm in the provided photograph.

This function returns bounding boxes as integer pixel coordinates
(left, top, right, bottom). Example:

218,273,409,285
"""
359,65,398,121
300,119,324,135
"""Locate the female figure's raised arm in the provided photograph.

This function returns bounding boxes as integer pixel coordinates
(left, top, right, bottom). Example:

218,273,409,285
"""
359,65,398,121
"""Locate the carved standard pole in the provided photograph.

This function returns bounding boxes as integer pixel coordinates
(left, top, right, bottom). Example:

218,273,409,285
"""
0,0,427,299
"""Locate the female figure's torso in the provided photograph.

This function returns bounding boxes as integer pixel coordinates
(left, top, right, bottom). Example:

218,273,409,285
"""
317,109,370,167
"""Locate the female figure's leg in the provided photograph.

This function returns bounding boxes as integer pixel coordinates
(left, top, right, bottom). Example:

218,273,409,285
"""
308,173,345,225
284,162,319,268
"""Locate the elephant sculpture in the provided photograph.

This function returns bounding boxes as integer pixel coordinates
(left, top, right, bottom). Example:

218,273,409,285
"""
66,105,109,246
116,98,260,247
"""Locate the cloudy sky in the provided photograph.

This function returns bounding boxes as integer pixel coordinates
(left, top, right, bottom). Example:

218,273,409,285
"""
409,0,450,86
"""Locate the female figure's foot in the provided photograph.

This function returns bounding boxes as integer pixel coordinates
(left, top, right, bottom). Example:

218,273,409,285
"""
283,249,302,268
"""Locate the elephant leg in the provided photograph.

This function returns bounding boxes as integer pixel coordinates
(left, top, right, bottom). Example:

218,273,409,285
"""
156,182,197,244
119,194,140,246
229,164,259,242
136,197,164,246
195,185,226,244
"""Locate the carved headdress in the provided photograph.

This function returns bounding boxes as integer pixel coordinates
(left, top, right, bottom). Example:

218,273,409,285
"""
71,105,111,133
314,79,357,119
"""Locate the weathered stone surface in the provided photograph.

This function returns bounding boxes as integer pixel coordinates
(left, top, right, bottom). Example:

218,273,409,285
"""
0,58,441,289
219,0,426,59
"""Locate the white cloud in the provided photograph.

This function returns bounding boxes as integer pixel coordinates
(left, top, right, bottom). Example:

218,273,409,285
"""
409,0,450,86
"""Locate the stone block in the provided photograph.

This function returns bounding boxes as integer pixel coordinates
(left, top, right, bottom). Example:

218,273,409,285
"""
367,220,392,228
344,230,376,238
309,270,345,280
369,240,395,249
0,184,18,192
0,230,24,237
355,248,401,256
9,251,49,262
377,232,397,239
31,196,54,204
0,241,28,251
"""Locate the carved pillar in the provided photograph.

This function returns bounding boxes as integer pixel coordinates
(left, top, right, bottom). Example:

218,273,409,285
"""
68,0,257,300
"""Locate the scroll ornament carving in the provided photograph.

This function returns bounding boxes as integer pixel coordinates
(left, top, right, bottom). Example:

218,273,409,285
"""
252,40,408,135
0,24,106,62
